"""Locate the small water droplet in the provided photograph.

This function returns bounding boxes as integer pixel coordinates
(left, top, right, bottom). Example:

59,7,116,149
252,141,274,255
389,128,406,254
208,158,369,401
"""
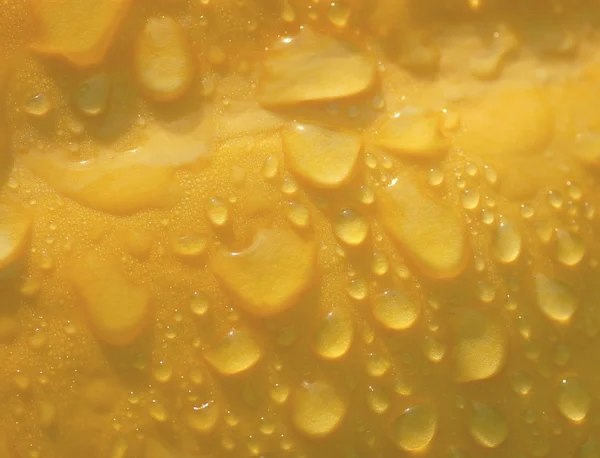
468,402,508,448
423,335,445,363
284,201,310,229
313,310,354,360
492,218,521,264
511,372,533,396
262,155,279,179
371,251,389,276
373,290,420,330
555,229,586,266
428,168,444,187
477,281,496,303
389,402,437,452
484,166,497,185
365,153,378,169
359,185,375,205
153,360,172,383
535,274,577,323
365,352,391,377
190,292,210,316
207,197,229,227
367,385,389,414
75,73,110,116
327,1,350,27
24,94,51,117
334,209,369,246
548,190,563,209
188,401,219,433
149,401,168,422
557,378,591,423
520,204,535,219
172,234,207,259
461,189,480,210
292,381,346,437
271,383,290,404
347,278,368,301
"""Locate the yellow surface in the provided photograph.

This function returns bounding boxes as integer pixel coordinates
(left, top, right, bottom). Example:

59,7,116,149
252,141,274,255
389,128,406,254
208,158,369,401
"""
0,0,600,457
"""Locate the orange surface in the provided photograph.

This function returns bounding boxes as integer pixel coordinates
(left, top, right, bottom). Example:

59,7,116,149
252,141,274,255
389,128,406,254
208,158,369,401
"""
0,1,600,457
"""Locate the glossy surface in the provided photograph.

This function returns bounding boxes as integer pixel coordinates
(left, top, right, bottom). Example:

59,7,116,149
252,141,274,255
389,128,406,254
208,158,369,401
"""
1,1,600,457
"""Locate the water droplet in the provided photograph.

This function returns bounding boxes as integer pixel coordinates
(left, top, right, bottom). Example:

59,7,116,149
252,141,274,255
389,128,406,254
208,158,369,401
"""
548,190,563,209
482,208,495,225
365,352,391,377
477,281,496,303
372,289,420,330
149,401,168,422
271,383,290,404
511,372,533,396
553,342,570,366
428,168,444,187
389,403,437,452
262,155,279,179
347,278,368,300
171,234,207,259
285,201,310,228
327,1,350,27
281,0,295,22
364,153,378,169
555,229,586,267
281,177,298,195
314,309,354,360
24,94,51,117
461,189,480,210
205,329,262,376
367,386,389,414
484,166,497,185
520,204,535,219
188,401,219,433
207,197,229,227
423,335,445,363
468,402,508,448
579,438,600,458
371,251,389,276
291,381,346,437
153,360,173,383
359,185,375,205
334,209,369,246
557,378,591,423
535,274,577,323
75,73,110,116
190,292,210,316
492,218,521,264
